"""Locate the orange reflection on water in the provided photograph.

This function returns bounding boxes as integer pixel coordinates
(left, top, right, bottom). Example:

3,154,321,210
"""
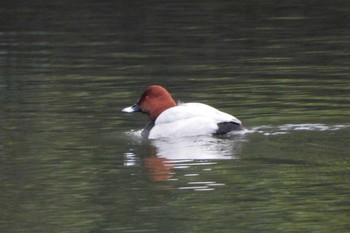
143,156,175,182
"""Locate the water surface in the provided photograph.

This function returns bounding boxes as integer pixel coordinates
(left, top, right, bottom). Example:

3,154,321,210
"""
1,1,349,232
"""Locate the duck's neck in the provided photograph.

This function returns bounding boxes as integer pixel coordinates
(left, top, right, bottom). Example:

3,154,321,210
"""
149,100,176,121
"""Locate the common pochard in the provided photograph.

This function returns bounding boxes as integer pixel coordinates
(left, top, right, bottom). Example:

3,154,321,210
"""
122,85,243,139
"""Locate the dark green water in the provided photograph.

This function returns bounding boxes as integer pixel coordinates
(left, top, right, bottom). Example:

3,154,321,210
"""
1,1,349,232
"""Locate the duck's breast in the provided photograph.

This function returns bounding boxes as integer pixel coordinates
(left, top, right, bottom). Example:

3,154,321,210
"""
149,116,219,139
148,103,241,139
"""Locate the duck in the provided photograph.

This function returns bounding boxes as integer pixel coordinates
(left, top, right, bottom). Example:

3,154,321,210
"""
122,85,243,139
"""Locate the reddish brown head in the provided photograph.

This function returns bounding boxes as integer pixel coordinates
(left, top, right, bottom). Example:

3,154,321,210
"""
122,85,177,121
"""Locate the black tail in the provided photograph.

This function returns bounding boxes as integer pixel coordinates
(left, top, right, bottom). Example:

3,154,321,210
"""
215,122,243,135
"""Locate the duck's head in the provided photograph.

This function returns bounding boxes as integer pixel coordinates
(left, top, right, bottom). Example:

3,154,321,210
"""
122,85,177,121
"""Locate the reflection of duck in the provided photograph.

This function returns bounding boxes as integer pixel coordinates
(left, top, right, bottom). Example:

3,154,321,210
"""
143,157,174,182
122,85,243,139
143,135,244,182
151,136,241,160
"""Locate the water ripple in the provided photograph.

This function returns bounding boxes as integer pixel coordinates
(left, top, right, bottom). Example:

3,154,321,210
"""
250,123,350,136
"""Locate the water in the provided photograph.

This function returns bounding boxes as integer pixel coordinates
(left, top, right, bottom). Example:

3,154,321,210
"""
1,1,350,232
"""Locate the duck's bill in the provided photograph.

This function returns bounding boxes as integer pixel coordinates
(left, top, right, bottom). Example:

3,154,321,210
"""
122,102,141,113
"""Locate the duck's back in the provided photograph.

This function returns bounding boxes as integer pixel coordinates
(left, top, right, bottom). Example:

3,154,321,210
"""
155,103,241,125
